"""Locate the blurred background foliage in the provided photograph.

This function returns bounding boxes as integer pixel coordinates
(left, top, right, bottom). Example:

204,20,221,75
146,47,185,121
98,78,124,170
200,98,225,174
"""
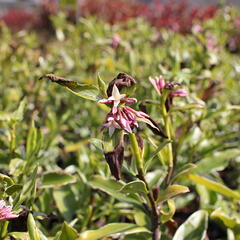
0,0,240,239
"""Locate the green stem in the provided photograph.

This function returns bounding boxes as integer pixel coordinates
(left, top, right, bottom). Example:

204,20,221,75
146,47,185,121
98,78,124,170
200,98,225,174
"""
161,96,174,184
9,122,16,154
0,221,9,239
129,133,160,240
161,99,173,167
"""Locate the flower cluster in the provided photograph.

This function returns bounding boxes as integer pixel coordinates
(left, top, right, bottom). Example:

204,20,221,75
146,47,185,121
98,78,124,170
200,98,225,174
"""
0,200,18,220
149,75,188,98
99,85,149,136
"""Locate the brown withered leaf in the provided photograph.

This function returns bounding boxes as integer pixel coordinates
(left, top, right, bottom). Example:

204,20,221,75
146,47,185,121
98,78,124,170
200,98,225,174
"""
104,139,125,181
107,72,136,97
39,73,98,101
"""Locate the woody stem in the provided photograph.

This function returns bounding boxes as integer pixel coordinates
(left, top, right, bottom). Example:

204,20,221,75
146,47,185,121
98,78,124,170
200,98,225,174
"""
129,133,160,240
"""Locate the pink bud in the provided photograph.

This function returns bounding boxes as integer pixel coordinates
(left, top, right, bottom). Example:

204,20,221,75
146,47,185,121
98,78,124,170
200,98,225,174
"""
149,75,165,94
98,99,113,104
121,98,137,104
192,24,202,34
170,89,188,97
112,34,121,48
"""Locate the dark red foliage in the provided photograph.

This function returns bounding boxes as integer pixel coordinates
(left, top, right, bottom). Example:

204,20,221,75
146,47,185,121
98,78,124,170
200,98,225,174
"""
0,9,39,29
81,0,218,33
0,0,218,33
81,0,149,24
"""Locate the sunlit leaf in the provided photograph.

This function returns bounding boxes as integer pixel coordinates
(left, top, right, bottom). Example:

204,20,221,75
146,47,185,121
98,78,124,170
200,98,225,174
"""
40,74,98,101
187,174,240,200
78,223,150,240
58,222,78,240
159,185,189,202
161,200,176,223
120,180,148,195
41,171,76,188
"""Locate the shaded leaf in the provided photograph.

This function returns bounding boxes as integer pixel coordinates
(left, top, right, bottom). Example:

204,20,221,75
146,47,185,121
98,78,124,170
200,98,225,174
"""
6,184,22,195
88,175,141,205
41,171,76,188
53,186,79,222
211,208,239,229
173,210,208,240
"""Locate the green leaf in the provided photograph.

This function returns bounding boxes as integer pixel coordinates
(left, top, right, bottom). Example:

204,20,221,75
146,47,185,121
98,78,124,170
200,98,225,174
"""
120,180,148,195
41,171,76,188
88,175,141,205
0,173,14,186
58,222,78,240
26,120,40,160
27,213,41,240
14,167,38,209
159,185,189,202
173,210,208,240
53,186,79,221
90,138,104,155
97,73,107,98
195,149,240,174
8,232,29,239
78,223,150,240
187,174,240,200
171,163,197,183
170,103,205,112
5,184,22,195
134,211,150,227
144,140,172,172
161,200,176,223
211,208,239,229
0,98,26,122
41,74,98,101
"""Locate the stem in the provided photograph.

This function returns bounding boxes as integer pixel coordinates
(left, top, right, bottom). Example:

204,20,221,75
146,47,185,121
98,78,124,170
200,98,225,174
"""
9,122,16,154
161,96,174,184
0,221,8,239
129,133,160,240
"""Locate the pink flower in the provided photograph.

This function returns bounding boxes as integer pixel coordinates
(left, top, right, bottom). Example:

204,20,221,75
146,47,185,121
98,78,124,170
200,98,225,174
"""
206,33,218,51
170,89,188,97
235,16,240,28
192,24,203,34
149,75,187,98
99,84,137,114
149,75,165,94
111,34,121,48
100,95,150,136
0,200,18,220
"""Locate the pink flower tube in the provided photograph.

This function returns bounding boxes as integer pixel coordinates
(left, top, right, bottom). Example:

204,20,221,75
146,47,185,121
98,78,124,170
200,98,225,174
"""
0,200,18,220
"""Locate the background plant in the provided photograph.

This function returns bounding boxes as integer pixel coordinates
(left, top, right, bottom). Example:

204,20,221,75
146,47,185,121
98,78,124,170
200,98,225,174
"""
0,3,239,240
